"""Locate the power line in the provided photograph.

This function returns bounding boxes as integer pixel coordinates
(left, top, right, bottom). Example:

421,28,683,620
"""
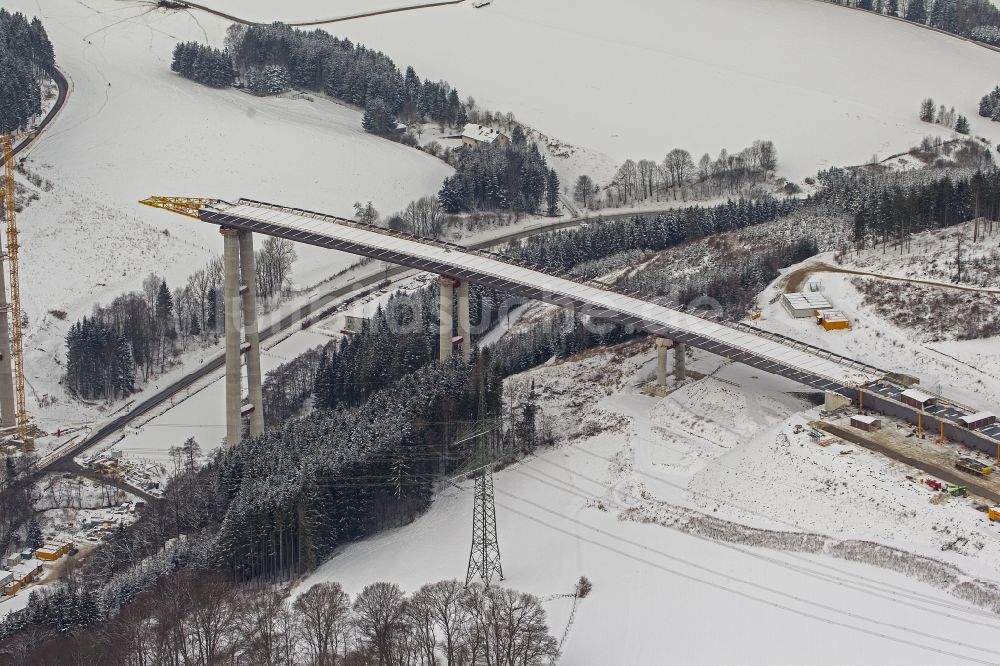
556,440,1000,618
494,498,998,666
513,460,1000,628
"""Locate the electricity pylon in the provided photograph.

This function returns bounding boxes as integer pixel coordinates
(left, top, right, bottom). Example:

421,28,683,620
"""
465,416,503,587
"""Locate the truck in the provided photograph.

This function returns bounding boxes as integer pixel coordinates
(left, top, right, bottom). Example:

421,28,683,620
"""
955,457,994,477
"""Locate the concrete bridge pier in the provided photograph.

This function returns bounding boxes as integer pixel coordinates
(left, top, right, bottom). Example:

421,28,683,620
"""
439,275,455,362
439,276,472,362
238,230,265,437
655,337,671,387
221,227,265,447
221,228,243,447
674,341,687,385
457,280,471,361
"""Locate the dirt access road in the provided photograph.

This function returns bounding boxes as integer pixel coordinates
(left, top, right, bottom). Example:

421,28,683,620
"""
782,262,1000,295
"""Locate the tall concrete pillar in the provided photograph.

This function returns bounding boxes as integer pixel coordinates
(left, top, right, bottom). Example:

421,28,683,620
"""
457,280,471,361
655,337,671,387
221,228,243,447
439,275,454,362
674,342,687,385
238,231,265,436
0,234,16,429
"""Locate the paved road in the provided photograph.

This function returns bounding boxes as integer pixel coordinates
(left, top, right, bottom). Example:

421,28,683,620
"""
178,0,466,27
13,66,69,157
33,206,677,476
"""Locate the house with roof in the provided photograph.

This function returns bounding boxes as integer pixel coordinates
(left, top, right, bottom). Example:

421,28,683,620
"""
461,123,510,148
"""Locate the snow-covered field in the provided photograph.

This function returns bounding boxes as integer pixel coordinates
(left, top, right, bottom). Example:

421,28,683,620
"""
291,342,1000,665
206,0,1000,182
6,0,450,427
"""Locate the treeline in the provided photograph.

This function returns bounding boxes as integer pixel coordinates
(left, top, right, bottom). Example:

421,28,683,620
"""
9,575,559,666
170,42,234,88
817,166,1000,249
822,0,1000,42
509,198,796,273
438,135,556,214
173,23,472,135
570,140,778,212
0,10,54,134
65,238,295,401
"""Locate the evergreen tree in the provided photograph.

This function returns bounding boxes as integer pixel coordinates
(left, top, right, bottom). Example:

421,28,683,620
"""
905,0,927,22
919,97,935,123
887,0,898,16
546,168,560,217
26,518,42,550
362,97,396,135
955,114,970,134
155,280,174,326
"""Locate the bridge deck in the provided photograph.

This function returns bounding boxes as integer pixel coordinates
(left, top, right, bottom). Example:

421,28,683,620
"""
199,199,883,393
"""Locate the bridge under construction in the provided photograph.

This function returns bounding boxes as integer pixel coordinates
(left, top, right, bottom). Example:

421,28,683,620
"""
142,196,1000,455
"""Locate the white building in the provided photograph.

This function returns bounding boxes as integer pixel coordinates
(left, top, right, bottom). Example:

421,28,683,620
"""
781,292,833,318
461,123,510,148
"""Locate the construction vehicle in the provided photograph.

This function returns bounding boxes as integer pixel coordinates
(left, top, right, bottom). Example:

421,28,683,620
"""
989,506,1000,522
948,484,968,497
955,457,993,477
0,135,29,450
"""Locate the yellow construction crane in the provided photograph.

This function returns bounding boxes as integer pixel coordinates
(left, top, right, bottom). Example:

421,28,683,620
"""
0,135,30,449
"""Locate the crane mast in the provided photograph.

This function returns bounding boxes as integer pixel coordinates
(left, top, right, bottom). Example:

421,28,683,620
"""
0,135,30,449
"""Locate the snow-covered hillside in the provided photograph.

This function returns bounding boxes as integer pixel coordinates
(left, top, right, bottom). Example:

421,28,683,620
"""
293,343,1000,665
206,0,1000,181
753,221,1000,410
5,0,450,423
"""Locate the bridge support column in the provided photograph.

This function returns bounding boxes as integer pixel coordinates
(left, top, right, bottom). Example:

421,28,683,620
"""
457,280,471,361
221,228,243,447
439,275,455,362
238,230,265,437
0,234,15,430
655,337,671,387
674,342,687,385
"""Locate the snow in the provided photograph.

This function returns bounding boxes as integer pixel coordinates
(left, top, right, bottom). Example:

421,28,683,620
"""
291,342,1000,665
753,233,1000,411
239,0,1000,182
5,0,450,428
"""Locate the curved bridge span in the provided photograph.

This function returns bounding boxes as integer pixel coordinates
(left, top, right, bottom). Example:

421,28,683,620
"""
142,196,1000,454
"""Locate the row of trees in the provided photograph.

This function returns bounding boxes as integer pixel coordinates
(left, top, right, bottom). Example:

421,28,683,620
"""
0,10,54,134
11,575,559,666
510,198,797,272
824,0,1000,42
64,238,295,401
580,140,778,209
